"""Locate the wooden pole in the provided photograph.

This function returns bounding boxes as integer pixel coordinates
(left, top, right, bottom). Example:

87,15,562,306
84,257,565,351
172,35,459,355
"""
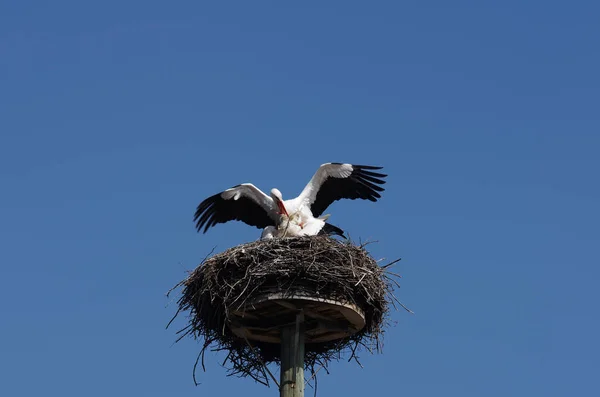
280,312,305,397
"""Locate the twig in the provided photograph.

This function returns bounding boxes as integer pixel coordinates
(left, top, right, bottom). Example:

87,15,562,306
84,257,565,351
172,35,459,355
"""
242,334,280,389
381,258,402,269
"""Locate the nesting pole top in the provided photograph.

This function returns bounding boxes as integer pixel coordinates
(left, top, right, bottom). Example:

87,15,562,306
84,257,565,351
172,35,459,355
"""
230,292,366,344
168,236,402,387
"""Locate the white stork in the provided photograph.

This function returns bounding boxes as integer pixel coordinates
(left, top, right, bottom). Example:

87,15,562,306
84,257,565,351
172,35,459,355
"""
193,163,387,239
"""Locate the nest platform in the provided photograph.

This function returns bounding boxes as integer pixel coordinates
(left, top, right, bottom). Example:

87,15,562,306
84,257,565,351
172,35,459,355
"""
229,292,366,344
168,235,403,385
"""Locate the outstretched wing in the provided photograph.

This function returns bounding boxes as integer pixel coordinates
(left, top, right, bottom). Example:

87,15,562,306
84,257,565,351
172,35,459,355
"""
298,163,387,217
194,183,277,233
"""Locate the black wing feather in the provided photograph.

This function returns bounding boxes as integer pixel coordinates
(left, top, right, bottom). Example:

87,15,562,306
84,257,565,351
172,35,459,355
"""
194,187,274,233
319,223,346,237
310,165,387,217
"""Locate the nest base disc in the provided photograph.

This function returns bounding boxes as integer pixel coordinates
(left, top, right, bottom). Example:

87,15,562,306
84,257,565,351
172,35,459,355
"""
228,292,366,344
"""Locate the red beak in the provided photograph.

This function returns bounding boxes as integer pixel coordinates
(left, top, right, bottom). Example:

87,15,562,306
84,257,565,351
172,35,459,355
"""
277,199,288,216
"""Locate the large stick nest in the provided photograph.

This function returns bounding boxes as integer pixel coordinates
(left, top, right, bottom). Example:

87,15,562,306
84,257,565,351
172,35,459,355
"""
167,236,407,386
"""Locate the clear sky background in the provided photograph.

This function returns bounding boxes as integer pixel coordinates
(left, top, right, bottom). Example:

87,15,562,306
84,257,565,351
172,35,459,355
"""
1,1,599,396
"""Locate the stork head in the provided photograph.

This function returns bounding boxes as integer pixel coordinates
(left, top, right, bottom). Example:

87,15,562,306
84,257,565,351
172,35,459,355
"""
270,188,288,216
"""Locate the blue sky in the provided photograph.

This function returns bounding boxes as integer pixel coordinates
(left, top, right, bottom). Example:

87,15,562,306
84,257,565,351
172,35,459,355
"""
1,1,599,396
